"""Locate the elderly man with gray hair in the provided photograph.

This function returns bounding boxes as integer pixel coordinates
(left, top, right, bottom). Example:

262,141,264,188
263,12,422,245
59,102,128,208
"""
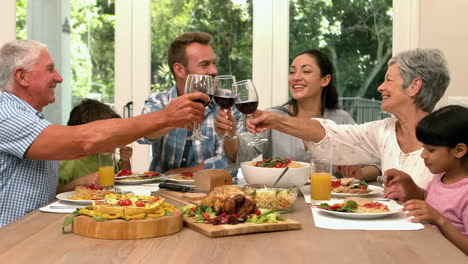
247,48,450,200
0,39,209,227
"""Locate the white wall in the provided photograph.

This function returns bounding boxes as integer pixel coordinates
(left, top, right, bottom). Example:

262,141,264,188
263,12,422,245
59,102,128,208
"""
0,0,16,46
419,0,468,107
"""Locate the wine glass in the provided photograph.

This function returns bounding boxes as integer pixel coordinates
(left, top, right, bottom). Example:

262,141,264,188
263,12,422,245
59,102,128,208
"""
234,79,268,146
184,74,215,140
214,75,237,139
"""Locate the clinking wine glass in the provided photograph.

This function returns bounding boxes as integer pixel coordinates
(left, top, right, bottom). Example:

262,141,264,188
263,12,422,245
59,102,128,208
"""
234,79,268,146
184,74,215,140
214,75,238,139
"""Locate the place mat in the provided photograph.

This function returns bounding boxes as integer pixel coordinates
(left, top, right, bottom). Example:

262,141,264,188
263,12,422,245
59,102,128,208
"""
310,205,424,230
300,185,424,230
40,201,85,214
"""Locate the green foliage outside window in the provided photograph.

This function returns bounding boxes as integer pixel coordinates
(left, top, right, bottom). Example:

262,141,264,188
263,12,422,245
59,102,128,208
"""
290,0,392,99
16,0,391,104
150,0,253,93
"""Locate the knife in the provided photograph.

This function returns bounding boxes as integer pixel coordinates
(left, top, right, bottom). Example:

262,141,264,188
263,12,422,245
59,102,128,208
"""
50,205,84,209
158,182,208,193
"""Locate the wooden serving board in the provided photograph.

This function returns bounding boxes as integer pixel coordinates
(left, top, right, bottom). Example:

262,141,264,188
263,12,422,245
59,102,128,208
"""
72,209,183,239
156,191,302,238
158,190,206,205
183,217,302,238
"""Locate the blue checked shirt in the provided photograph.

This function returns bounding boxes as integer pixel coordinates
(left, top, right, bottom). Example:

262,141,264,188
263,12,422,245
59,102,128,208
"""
138,86,243,173
0,92,59,227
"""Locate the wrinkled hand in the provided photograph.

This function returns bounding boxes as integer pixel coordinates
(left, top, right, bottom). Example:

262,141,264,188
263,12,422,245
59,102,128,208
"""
77,172,99,186
247,110,278,134
163,92,209,128
215,108,236,135
403,199,445,225
336,165,362,179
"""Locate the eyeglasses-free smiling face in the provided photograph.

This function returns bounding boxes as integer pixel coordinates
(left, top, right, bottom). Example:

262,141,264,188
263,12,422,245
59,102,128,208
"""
288,54,330,102
377,63,415,114
23,49,63,111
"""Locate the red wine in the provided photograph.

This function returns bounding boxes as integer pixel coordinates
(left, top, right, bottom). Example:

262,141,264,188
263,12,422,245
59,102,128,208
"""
214,96,235,109
194,94,213,106
235,101,258,115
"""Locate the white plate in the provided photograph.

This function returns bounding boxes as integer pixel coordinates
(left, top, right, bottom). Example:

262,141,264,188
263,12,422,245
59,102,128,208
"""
331,185,384,197
56,191,102,205
165,174,195,185
314,199,403,219
115,175,166,185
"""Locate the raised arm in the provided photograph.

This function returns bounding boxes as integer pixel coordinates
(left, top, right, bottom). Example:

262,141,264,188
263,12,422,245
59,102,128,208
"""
25,92,209,160
248,110,326,142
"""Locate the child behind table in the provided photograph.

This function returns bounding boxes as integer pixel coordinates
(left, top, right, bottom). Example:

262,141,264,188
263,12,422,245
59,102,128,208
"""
385,105,468,255
57,99,133,192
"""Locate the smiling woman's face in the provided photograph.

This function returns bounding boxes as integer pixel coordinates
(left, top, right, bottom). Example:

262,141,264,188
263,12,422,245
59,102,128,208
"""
288,54,330,102
377,63,412,113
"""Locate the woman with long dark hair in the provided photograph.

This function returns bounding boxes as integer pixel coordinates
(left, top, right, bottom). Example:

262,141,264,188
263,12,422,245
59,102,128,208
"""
216,50,377,178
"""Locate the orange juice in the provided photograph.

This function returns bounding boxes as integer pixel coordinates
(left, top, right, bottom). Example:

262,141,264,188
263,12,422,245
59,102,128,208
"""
99,166,115,187
310,172,332,200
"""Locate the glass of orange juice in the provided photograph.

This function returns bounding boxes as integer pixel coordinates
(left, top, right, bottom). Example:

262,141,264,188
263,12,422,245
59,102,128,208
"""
310,159,332,200
98,152,115,187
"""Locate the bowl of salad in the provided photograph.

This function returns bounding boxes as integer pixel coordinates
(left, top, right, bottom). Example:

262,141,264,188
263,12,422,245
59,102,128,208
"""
240,157,311,187
244,184,299,213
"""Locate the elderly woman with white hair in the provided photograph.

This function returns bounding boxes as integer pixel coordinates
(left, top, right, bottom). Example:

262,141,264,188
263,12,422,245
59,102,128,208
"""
247,48,450,200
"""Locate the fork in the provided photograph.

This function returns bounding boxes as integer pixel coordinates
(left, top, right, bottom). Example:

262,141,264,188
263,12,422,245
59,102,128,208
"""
376,175,387,184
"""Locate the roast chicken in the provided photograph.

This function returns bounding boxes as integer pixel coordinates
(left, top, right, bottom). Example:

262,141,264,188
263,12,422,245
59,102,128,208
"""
201,185,256,217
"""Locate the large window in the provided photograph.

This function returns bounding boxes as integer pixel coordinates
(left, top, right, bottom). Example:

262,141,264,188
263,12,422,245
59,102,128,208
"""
16,0,115,121
150,0,253,93
69,0,115,106
289,0,392,122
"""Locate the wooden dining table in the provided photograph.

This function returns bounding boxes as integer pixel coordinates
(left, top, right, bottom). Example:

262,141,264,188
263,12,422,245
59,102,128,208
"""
0,192,466,264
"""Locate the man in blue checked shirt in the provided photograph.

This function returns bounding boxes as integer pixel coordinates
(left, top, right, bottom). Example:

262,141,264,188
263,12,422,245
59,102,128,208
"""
139,32,243,175
0,39,209,227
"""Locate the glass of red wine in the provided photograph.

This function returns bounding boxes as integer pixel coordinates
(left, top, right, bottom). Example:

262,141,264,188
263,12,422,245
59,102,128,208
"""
214,75,238,139
234,79,268,146
184,74,215,140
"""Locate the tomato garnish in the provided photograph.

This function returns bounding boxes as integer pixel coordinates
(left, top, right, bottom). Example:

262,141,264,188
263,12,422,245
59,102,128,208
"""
116,169,132,176
331,180,341,188
135,200,145,207
181,172,194,177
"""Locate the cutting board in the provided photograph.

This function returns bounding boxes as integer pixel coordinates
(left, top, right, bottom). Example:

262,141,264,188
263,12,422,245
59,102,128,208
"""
183,216,302,238
156,191,302,238
158,190,206,204
72,209,183,239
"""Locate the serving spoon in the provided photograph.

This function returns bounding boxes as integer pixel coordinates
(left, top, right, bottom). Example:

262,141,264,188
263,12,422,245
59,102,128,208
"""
272,167,289,187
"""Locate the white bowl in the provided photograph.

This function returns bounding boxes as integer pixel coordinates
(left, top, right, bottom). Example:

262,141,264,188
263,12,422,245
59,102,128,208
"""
240,161,311,187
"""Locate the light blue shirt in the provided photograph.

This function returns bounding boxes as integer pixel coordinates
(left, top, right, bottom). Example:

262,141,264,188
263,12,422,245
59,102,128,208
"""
138,85,243,173
0,92,59,227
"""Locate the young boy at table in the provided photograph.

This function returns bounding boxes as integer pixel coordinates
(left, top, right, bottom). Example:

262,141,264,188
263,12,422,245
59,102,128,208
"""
385,105,468,255
57,99,133,193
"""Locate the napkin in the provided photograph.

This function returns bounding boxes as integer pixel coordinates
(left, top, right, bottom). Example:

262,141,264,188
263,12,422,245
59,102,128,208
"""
300,185,424,231
40,201,85,214
311,206,424,231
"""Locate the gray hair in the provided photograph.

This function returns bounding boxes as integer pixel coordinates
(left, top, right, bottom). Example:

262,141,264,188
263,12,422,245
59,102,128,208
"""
388,48,450,112
0,39,48,92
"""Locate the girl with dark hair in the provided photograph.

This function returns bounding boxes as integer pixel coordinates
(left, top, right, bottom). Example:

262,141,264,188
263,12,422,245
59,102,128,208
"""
57,99,133,193
217,50,378,178
385,105,468,255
